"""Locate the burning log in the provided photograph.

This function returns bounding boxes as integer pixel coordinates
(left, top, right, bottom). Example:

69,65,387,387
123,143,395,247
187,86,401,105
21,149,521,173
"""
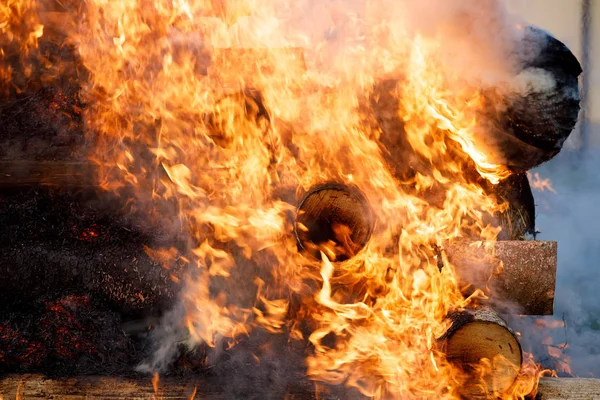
294,183,375,261
446,240,557,315
485,26,582,172
492,172,535,240
441,307,522,398
0,188,184,316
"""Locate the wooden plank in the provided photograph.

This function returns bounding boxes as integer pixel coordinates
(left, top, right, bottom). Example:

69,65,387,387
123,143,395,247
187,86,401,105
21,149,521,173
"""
0,161,97,187
1,375,598,399
0,374,341,400
536,378,600,400
445,240,557,315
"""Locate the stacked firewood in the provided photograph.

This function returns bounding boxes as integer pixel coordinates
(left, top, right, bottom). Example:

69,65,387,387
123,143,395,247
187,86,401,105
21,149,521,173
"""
0,4,580,396
291,27,580,396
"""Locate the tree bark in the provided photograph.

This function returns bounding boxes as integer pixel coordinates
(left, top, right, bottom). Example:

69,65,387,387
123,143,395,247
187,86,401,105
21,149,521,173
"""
445,240,557,315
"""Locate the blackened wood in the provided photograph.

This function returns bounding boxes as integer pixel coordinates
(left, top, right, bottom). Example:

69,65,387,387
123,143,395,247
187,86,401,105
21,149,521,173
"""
0,161,96,187
0,188,183,316
441,307,522,398
488,26,581,172
492,173,535,240
445,241,557,315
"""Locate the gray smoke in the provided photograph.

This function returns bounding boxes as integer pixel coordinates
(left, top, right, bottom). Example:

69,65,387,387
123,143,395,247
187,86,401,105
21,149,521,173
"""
510,127,600,377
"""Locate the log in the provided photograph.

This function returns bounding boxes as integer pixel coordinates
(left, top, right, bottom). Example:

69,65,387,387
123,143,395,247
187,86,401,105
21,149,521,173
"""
294,183,375,261
492,172,535,240
0,188,183,316
536,378,600,400
440,307,522,398
484,26,581,172
0,374,341,400
445,240,557,315
0,185,555,315
2,374,597,399
0,161,97,187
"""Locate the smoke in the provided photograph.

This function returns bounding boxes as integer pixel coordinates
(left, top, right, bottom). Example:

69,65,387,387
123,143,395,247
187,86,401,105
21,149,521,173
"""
509,132,600,377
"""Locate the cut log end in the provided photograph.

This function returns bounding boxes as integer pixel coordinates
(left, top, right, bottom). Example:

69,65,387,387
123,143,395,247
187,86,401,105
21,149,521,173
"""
295,183,374,262
443,307,522,397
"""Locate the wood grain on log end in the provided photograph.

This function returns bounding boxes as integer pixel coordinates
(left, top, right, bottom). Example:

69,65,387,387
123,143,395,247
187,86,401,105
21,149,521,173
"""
442,307,522,398
295,183,374,262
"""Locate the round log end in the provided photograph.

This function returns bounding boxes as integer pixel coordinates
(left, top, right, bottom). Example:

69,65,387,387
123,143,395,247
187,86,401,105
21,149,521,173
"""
294,183,374,262
486,26,581,172
444,308,522,397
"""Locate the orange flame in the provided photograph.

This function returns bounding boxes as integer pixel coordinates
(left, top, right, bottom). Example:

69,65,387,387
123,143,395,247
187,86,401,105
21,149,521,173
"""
527,172,557,193
2,0,546,398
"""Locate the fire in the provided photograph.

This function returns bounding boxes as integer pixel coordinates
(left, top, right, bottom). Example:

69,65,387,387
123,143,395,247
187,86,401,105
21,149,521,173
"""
527,172,557,193
2,0,548,398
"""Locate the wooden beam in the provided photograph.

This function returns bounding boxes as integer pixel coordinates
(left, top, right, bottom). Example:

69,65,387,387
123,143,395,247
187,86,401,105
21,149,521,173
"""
0,164,557,315
445,240,557,315
0,161,98,187
0,374,339,400
1,375,598,399
536,378,600,400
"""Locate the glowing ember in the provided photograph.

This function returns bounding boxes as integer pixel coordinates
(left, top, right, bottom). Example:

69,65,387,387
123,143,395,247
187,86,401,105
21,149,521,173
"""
1,0,563,398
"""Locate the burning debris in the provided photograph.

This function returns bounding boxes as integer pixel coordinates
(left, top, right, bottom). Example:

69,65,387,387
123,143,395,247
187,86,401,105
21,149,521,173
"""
0,0,583,399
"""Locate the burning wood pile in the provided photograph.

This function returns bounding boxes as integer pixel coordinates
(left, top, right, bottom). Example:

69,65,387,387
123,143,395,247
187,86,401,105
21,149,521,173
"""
0,0,586,398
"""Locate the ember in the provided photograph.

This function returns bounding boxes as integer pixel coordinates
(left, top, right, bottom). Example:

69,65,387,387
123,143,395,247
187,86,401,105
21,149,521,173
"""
0,0,583,399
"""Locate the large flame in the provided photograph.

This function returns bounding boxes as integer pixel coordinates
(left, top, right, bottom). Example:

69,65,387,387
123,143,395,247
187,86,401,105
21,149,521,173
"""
2,0,545,398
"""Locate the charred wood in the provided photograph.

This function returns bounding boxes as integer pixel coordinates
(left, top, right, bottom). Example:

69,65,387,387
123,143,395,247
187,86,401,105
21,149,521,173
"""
484,26,582,172
294,183,375,262
0,188,183,316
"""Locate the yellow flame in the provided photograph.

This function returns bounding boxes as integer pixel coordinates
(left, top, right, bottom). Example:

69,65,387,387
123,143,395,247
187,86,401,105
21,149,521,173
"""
2,0,545,398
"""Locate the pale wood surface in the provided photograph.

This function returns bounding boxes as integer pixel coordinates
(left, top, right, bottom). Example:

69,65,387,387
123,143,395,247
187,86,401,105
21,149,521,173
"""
442,307,522,397
1,375,599,399
536,378,600,400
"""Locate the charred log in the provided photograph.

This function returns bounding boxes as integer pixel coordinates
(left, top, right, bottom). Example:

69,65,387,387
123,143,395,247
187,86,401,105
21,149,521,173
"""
485,26,581,172
0,188,184,316
294,183,375,261
440,307,522,398
489,172,536,240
